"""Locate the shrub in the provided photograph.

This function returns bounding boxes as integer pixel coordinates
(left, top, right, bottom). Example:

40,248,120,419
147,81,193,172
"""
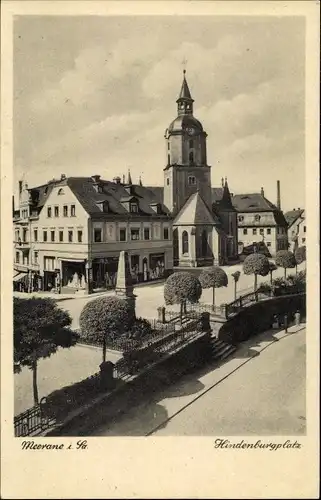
199,266,228,308
79,296,134,362
257,282,272,295
275,250,296,278
295,246,306,273
243,253,270,293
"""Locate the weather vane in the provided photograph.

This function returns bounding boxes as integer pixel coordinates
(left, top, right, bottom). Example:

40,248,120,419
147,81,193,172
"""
182,57,187,74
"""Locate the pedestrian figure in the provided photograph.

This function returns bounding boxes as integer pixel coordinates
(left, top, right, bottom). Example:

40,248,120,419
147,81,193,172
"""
295,310,301,326
272,314,279,329
284,314,288,333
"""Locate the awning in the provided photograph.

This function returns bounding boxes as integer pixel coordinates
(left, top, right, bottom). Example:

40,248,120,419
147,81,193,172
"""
13,273,27,282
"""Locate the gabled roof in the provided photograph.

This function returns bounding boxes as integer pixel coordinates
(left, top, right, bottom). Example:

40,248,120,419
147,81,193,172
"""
232,193,278,212
173,191,218,226
284,209,305,228
27,177,170,218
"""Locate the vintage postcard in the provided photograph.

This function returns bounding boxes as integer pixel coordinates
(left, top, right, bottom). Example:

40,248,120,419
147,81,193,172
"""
1,1,319,498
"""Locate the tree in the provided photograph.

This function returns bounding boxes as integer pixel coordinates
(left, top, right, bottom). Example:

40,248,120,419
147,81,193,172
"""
79,296,134,362
275,250,296,278
268,262,278,284
231,271,241,300
294,246,306,273
243,253,270,294
164,272,202,322
14,297,78,406
199,266,228,309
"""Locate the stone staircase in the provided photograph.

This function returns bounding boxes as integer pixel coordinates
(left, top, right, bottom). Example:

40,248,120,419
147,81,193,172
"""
210,337,237,362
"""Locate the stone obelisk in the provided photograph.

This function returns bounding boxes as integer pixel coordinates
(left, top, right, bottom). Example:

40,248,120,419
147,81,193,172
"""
115,251,136,316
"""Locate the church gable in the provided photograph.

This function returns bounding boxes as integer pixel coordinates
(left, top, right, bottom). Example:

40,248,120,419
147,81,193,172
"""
173,191,215,226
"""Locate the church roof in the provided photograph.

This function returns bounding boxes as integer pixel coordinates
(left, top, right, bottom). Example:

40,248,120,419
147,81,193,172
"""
173,191,219,226
168,114,203,134
177,72,193,101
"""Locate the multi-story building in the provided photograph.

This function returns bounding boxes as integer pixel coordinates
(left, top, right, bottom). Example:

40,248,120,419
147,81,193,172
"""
284,208,306,252
229,181,289,257
13,174,173,293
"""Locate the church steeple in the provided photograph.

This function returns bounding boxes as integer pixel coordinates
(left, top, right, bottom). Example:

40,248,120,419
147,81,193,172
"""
176,70,194,116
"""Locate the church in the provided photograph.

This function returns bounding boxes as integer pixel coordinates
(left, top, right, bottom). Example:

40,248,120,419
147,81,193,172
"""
151,70,238,267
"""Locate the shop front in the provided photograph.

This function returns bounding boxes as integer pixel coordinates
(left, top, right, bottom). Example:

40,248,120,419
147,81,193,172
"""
92,257,119,290
61,260,86,290
149,253,165,280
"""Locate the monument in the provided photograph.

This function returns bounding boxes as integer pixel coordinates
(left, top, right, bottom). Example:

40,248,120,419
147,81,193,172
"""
115,251,136,314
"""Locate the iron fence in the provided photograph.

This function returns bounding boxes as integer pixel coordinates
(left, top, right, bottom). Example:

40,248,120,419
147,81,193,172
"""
14,397,56,437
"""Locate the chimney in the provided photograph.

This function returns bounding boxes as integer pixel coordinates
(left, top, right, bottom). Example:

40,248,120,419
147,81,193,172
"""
122,175,125,184
261,187,264,197
113,176,121,184
18,181,23,195
276,180,281,210
60,173,66,181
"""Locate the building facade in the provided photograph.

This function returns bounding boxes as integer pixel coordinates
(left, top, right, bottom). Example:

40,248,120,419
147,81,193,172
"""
13,175,173,293
231,184,289,257
285,208,306,252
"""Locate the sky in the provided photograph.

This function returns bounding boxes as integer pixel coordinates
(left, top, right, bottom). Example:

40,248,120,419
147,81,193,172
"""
13,15,305,212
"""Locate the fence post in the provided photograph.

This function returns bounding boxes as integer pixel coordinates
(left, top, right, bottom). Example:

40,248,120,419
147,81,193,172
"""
239,296,243,308
157,306,166,324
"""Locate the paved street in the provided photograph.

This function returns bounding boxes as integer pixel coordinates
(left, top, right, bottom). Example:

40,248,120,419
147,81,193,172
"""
57,262,304,330
93,327,306,436
14,344,121,415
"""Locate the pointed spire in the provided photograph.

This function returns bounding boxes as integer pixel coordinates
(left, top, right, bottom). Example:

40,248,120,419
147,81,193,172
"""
224,176,228,187
139,176,143,186
221,177,224,188
178,70,193,100
127,169,132,185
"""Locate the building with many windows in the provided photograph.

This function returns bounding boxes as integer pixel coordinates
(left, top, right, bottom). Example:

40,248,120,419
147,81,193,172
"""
13,174,173,293
284,208,306,252
230,182,289,257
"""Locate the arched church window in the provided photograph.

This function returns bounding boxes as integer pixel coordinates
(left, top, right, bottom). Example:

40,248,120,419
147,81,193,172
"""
189,151,194,163
167,142,170,150
182,231,189,255
167,154,170,165
189,140,194,148
201,230,208,257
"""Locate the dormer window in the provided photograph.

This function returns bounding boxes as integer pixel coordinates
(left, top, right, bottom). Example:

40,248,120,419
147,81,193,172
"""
130,203,138,213
93,184,103,193
150,203,162,214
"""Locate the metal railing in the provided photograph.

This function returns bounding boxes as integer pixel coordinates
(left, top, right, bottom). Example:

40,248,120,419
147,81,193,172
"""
14,397,56,437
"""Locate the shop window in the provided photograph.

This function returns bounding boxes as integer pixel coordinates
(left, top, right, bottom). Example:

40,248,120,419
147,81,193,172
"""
63,205,68,217
267,228,271,235
78,230,83,243
188,176,196,185
59,231,63,242
54,206,59,217
144,228,150,240
34,229,38,242
68,230,73,243
131,228,140,241
94,228,102,243
182,231,189,254
163,227,169,240
243,228,248,235
119,228,127,241
253,228,257,235
47,207,52,218
71,205,76,217
51,231,55,242
43,231,47,242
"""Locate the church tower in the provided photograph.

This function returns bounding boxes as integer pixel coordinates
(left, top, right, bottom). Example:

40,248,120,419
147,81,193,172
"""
163,71,212,214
